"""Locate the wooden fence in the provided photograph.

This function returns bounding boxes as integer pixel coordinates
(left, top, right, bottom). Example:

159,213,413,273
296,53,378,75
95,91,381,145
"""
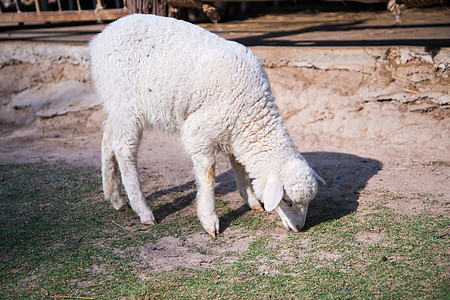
0,0,181,23
0,0,279,24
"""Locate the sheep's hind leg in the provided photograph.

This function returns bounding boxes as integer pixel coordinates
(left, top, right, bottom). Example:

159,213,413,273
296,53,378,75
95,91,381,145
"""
112,126,156,226
229,155,263,212
102,121,129,211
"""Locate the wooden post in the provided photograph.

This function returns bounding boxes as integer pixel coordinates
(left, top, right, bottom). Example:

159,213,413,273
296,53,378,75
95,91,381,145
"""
152,0,167,15
126,0,167,15
126,0,136,13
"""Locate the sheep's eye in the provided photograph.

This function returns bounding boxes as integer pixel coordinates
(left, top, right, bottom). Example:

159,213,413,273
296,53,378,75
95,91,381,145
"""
282,197,293,207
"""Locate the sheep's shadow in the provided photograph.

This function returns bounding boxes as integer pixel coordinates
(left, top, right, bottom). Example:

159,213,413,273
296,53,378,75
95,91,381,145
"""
145,180,196,222
146,171,238,223
147,152,381,232
301,152,382,230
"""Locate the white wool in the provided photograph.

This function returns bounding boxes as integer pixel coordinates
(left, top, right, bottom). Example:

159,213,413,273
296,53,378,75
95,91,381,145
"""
90,14,324,235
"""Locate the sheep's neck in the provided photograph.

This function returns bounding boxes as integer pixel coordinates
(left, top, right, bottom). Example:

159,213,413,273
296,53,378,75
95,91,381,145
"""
232,102,296,177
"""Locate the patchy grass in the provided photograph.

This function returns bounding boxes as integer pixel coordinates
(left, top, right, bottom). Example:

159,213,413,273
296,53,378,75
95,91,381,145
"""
0,162,448,299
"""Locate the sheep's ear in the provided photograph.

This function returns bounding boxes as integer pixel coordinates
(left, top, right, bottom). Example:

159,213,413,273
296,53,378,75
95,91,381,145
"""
263,178,284,212
312,169,326,185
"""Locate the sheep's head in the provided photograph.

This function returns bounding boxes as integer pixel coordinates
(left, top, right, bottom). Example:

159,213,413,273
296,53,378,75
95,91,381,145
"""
262,159,325,232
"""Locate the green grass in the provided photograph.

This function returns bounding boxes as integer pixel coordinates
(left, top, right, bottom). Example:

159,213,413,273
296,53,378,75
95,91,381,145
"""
0,161,448,299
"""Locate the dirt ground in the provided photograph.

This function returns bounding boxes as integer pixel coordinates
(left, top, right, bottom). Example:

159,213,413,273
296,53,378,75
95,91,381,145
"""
0,8,449,272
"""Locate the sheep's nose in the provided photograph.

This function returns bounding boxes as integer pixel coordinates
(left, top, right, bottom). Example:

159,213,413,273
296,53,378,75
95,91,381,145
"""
290,225,302,232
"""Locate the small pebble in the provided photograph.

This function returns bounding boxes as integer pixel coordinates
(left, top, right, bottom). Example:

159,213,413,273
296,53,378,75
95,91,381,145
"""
334,176,340,180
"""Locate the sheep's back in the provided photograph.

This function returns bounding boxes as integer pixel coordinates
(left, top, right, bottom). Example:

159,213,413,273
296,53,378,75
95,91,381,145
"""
90,14,271,134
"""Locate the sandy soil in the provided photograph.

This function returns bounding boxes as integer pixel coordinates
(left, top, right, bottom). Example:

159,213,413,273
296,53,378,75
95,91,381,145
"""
1,48,449,207
0,43,448,272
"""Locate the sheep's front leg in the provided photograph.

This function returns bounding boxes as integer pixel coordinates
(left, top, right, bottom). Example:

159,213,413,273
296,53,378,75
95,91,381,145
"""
229,155,263,211
192,155,219,237
182,114,220,237
112,129,156,226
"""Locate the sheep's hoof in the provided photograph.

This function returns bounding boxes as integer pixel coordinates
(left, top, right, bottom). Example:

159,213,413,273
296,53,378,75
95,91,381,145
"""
118,204,131,211
206,229,219,239
142,220,157,226
251,205,264,212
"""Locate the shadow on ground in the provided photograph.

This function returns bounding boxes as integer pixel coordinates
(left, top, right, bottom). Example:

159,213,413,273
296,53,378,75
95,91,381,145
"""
234,21,450,48
302,152,382,230
147,152,381,232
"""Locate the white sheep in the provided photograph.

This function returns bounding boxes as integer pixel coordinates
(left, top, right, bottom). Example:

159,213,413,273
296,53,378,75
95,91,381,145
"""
89,14,325,237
